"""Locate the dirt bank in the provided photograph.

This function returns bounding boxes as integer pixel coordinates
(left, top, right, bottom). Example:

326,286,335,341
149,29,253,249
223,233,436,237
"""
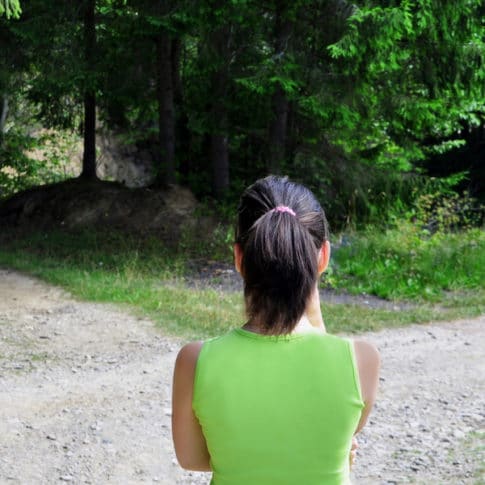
0,269,483,484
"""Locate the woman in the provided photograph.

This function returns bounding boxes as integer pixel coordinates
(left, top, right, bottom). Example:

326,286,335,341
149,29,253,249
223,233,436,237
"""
172,176,380,484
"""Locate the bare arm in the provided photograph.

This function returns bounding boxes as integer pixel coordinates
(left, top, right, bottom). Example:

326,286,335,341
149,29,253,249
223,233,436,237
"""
353,339,380,434
172,341,211,471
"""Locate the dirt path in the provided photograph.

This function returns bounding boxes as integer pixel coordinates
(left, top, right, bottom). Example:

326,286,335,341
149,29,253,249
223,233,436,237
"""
0,269,483,484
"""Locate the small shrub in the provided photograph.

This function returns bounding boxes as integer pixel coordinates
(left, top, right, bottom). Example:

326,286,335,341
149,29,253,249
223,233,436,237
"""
413,190,484,233
0,129,79,200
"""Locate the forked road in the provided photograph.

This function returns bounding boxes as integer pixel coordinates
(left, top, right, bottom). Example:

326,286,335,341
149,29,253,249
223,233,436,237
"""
0,269,483,484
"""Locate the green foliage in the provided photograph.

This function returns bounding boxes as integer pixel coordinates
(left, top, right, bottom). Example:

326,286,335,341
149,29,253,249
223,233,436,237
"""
327,0,485,168
0,0,21,19
412,189,484,233
0,129,79,199
293,149,421,228
0,130,36,197
1,0,484,232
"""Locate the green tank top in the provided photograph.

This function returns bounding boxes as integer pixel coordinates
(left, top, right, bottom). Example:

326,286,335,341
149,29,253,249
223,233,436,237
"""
193,328,364,485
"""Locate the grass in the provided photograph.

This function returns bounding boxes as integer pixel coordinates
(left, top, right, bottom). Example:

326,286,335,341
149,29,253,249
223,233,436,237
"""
331,223,485,301
29,352,50,363
0,227,483,339
449,431,485,485
466,431,485,484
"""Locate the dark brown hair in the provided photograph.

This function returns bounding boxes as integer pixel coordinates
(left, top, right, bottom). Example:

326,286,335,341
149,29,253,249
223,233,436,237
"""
236,175,329,335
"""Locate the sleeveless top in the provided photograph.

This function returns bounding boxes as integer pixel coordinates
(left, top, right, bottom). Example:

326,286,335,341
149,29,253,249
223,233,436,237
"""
192,328,364,485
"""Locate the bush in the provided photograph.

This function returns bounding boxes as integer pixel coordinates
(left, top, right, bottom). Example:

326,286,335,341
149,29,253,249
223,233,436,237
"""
0,129,78,200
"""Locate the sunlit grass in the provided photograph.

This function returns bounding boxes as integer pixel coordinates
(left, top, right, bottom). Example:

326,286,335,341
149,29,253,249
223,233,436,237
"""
331,224,485,301
0,227,483,339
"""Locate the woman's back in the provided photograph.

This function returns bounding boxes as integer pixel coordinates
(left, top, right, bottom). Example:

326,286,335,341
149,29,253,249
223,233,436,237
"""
193,329,364,485
172,176,379,482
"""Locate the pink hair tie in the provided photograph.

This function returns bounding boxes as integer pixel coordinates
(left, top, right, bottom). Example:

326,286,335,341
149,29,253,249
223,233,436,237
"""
270,205,296,216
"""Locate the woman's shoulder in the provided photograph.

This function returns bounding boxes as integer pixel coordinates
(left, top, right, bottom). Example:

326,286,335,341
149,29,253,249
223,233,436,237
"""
313,334,380,373
175,341,205,373
352,339,380,367
175,330,238,368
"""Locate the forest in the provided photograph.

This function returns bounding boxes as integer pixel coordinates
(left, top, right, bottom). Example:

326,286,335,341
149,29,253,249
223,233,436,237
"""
1,0,484,226
0,3,484,481
0,0,484,307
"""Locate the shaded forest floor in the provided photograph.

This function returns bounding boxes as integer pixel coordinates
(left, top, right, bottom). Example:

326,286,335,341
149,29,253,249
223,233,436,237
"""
0,268,484,484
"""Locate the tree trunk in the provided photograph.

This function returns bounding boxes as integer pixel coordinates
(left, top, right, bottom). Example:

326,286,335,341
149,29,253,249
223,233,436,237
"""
0,95,8,147
81,91,96,179
209,26,231,198
211,133,229,197
80,0,97,180
155,31,176,185
268,84,289,174
267,6,293,174
171,38,191,183
171,38,183,102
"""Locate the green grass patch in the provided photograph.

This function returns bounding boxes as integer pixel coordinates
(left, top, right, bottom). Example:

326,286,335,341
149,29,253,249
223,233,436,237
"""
0,228,483,339
468,431,485,484
331,224,485,301
29,352,51,362
451,431,485,484
0,230,242,338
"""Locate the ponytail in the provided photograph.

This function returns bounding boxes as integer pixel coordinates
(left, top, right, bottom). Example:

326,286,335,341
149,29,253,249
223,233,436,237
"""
236,176,329,334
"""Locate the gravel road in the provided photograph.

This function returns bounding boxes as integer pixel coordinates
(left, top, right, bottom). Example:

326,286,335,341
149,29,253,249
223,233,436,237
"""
0,268,483,484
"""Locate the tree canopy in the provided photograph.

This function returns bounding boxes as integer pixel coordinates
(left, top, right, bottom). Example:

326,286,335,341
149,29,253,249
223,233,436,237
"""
1,0,484,226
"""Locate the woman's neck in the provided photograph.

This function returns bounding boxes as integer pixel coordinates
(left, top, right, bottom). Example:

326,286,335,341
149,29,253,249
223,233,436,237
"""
291,315,326,334
305,285,326,331
243,290,326,335
242,315,325,335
